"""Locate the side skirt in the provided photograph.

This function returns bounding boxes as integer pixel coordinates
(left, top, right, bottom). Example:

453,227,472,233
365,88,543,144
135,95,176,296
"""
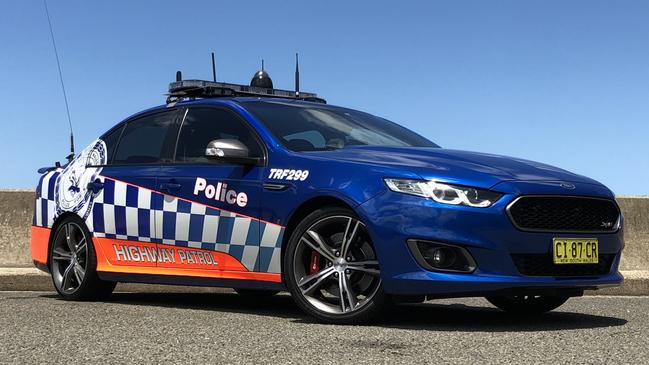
34,260,50,274
97,272,286,291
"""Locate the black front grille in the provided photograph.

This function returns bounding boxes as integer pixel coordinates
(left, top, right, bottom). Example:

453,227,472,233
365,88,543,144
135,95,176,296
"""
508,196,620,232
511,254,615,276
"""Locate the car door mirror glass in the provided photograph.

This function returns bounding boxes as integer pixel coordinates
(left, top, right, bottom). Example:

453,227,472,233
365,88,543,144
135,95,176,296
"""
205,139,250,159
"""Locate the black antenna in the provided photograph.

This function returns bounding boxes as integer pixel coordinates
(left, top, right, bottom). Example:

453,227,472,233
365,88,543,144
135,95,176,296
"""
211,52,216,82
261,59,265,71
295,53,300,97
43,0,74,162
176,70,182,81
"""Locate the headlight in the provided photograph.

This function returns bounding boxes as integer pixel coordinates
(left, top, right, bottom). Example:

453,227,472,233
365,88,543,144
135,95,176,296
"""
384,179,502,208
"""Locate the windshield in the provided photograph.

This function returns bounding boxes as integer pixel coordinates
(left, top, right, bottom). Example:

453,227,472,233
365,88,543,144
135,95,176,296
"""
242,101,438,151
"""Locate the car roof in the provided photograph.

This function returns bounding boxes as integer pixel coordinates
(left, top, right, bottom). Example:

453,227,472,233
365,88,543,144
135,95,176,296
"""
132,97,332,118
102,97,341,139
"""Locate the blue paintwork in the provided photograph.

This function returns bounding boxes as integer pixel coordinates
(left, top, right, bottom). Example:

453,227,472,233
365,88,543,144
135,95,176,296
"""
97,97,623,296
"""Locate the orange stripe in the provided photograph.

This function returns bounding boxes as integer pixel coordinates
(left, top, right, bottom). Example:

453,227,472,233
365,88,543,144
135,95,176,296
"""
30,226,51,265
94,236,282,283
96,264,282,282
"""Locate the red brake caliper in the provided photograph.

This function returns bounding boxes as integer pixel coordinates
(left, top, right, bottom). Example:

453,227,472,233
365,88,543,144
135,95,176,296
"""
309,251,322,274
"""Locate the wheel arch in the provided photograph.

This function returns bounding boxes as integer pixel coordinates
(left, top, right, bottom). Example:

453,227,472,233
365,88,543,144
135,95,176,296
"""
280,195,356,281
46,212,89,268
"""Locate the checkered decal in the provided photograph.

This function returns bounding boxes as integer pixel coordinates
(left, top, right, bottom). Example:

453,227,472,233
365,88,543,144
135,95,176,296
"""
90,177,285,273
33,170,60,229
33,171,285,273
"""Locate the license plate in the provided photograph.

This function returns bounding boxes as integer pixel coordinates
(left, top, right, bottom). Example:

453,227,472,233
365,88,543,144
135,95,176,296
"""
553,238,598,264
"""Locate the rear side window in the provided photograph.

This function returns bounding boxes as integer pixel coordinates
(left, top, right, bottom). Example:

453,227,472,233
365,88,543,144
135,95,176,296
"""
100,125,124,165
113,111,177,165
175,108,263,163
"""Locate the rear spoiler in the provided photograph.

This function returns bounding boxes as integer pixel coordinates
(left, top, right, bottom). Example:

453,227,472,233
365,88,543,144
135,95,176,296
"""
37,161,64,174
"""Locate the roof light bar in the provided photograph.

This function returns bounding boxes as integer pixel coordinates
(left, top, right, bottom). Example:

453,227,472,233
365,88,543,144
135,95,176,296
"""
167,80,325,104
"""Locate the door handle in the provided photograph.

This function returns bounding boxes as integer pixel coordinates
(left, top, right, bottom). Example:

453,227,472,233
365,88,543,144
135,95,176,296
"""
87,180,104,194
159,182,182,192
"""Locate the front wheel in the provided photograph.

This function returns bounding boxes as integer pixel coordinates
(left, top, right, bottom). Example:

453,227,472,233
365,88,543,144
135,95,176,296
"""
49,216,116,300
284,207,390,324
486,295,569,315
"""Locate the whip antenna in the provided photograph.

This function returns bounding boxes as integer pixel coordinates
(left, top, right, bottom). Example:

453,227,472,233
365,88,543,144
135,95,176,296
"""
295,53,300,97
43,0,75,162
211,52,216,82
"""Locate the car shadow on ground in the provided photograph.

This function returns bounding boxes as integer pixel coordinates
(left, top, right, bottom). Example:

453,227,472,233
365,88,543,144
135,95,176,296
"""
43,291,627,332
372,301,627,332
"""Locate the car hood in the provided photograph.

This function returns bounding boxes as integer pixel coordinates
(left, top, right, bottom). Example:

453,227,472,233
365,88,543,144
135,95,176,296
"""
305,146,602,189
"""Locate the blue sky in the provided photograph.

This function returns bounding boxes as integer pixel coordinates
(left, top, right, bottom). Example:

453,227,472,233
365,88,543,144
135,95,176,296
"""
1,0,647,194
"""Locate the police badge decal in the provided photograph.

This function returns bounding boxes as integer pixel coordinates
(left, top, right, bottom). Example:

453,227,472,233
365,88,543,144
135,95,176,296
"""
54,139,107,220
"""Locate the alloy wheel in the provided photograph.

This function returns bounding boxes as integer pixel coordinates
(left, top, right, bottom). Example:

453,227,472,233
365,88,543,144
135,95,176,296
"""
51,222,88,294
292,215,381,315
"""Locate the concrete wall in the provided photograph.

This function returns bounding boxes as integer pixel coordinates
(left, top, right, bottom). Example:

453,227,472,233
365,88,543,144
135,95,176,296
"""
0,190,34,266
0,190,647,269
617,197,649,270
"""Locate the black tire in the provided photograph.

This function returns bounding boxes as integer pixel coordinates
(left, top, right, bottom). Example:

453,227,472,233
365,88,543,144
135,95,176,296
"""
486,295,569,315
284,206,391,324
49,215,116,300
234,288,280,297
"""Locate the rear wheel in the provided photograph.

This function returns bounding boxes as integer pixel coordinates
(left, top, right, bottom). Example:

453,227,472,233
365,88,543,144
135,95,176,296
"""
49,216,116,300
284,207,390,324
486,295,569,315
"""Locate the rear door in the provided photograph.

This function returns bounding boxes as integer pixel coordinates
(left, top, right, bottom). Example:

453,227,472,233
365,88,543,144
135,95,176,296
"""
93,109,180,269
156,106,271,275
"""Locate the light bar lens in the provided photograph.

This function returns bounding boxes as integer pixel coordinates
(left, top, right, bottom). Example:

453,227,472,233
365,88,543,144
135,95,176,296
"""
384,179,502,208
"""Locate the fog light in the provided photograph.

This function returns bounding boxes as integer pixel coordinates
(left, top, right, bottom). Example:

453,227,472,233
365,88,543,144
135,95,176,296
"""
431,248,457,269
407,240,476,273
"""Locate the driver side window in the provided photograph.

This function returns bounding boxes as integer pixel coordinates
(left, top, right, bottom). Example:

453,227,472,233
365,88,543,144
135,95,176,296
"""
175,107,263,163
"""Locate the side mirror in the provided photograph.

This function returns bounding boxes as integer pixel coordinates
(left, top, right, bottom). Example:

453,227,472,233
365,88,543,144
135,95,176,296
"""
206,139,249,158
205,139,261,165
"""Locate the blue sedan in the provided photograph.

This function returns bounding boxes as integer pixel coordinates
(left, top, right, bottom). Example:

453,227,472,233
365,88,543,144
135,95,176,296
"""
31,77,623,324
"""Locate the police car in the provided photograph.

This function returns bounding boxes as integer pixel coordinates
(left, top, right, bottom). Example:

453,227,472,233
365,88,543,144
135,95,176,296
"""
31,66,623,324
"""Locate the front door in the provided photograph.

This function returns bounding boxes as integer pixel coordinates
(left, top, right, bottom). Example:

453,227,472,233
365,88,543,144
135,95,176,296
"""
156,106,269,276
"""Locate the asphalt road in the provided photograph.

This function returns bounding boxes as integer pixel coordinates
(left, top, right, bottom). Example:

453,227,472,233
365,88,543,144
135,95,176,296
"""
0,291,646,364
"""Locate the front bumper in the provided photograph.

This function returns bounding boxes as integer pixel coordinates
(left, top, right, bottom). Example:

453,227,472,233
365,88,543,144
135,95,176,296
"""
357,181,624,298
382,264,623,297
